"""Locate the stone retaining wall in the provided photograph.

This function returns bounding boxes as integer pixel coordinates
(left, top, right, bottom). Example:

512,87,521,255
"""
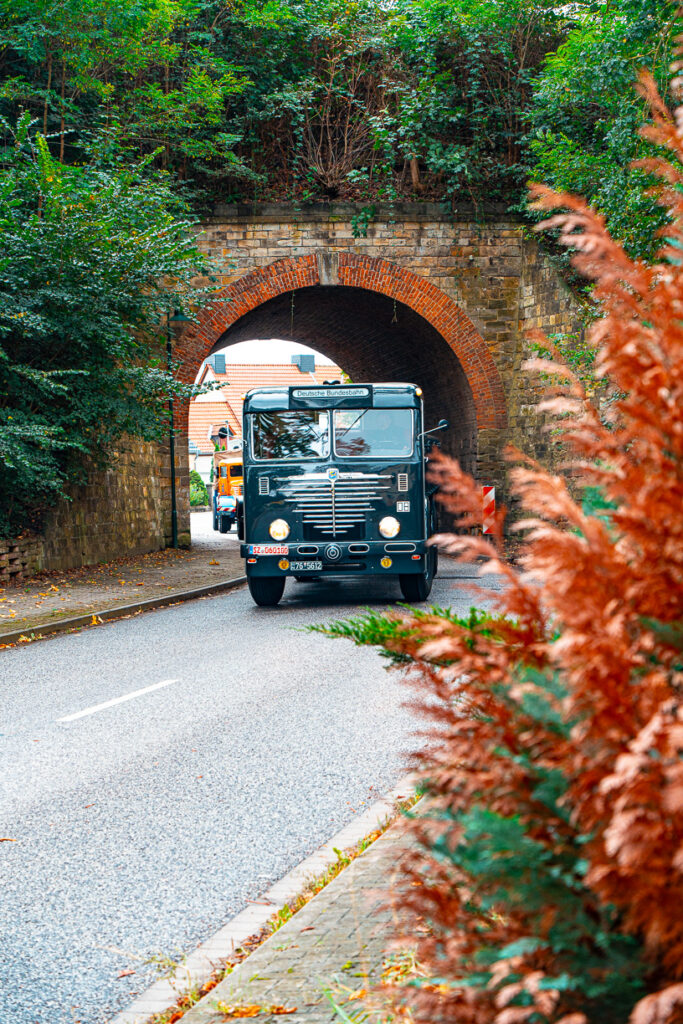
0,439,172,585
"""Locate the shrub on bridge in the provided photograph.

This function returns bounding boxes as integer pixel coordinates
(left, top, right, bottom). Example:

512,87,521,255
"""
1,0,675,254
317,74,683,1023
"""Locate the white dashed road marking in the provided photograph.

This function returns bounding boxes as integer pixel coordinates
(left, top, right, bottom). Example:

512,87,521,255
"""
57,679,178,723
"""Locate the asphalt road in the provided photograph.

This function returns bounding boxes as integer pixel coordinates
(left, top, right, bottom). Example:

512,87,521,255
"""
0,536,500,1024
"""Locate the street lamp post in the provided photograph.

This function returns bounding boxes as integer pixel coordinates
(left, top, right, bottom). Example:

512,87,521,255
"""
166,308,190,550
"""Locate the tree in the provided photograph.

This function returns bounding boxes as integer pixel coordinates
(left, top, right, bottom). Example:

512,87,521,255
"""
528,0,678,260
0,114,207,537
189,469,208,506
0,0,248,180
1,0,675,243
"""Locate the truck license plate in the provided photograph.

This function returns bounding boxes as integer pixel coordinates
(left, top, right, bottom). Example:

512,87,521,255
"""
290,560,322,571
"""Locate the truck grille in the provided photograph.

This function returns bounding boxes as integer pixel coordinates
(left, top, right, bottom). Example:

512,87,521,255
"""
276,472,391,538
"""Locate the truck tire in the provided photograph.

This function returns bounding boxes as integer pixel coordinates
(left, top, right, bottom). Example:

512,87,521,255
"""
212,508,219,530
219,516,230,534
399,546,437,603
248,575,286,607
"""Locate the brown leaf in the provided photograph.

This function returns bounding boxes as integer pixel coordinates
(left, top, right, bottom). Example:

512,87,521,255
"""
215,1004,262,1018
117,969,135,979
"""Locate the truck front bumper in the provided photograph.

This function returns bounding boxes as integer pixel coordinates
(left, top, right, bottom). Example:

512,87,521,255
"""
240,540,429,576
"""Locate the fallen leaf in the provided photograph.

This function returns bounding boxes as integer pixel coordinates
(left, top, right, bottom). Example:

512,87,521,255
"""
209,559,219,565
215,1005,261,1018
0,837,17,842
117,969,135,979
346,990,367,1002
215,1006,297,1019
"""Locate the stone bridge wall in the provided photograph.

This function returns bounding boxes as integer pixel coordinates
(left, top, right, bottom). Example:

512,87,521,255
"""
3,203,578,580
181,201,579,496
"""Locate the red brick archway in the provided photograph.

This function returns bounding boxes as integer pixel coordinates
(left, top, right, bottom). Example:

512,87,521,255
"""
176,252,507,432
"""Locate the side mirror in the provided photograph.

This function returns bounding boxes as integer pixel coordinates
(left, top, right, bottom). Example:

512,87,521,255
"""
419,419,449,442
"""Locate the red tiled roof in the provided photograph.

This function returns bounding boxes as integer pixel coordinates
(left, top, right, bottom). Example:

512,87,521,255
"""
188,400,239,453
189,362,343,452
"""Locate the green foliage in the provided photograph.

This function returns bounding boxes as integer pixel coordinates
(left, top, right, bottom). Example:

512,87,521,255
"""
218,0,563,206
189,469,207,506
0,0,248,181
527,0,679,260
312,604,504,664
0,114,207,537
1,0,676,252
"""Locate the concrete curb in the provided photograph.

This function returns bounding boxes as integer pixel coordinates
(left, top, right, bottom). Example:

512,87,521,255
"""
110,776,416,1024
0,576,247,646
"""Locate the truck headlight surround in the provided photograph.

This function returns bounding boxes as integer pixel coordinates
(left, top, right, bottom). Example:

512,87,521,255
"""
379,516,400,538
269,518,290,540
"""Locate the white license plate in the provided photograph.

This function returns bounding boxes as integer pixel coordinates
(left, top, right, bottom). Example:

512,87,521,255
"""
290,561,323,571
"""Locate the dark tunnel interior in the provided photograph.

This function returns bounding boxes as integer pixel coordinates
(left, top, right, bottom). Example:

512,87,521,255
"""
211,285,478,475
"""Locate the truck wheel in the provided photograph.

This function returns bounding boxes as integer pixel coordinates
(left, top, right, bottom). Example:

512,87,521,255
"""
212,509,219,530
399,546,437,603
248,575,286,607
219,516,229,534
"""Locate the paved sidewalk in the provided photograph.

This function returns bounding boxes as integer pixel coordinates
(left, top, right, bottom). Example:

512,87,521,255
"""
181,822,410,1024
0,512,242,639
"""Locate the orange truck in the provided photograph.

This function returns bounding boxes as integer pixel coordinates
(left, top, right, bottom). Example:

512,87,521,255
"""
212,450,244,533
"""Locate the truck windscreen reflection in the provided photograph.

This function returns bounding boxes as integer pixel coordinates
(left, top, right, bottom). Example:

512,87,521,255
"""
251,410,330,460
333,408,413,458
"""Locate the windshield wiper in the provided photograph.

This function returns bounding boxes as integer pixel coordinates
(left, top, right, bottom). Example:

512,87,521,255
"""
336,410,366,437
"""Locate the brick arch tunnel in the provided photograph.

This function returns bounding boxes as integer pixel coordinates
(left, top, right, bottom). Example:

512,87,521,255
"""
177,252,507,480
213,286,478,472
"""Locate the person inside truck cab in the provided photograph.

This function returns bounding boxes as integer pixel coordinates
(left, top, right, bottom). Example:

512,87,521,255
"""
370,410,412,453
335,408,412,457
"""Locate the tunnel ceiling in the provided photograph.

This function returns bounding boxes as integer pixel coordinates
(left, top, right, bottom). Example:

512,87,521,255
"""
212,285,478,472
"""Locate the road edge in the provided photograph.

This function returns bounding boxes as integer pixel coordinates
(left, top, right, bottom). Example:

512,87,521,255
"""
110,776,416,1024
0,576,247,647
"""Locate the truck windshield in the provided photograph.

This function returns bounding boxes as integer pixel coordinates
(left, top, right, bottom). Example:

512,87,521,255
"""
251,410,330,460
333,408,413,458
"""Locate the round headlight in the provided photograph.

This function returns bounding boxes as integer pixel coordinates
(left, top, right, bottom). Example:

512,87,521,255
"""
269,518,290,540
379,516,400,539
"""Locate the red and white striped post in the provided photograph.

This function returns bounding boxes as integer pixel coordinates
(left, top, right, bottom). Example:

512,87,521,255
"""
482,486,496,535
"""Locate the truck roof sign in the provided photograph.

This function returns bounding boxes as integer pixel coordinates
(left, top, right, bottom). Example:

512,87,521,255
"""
291,387,369,400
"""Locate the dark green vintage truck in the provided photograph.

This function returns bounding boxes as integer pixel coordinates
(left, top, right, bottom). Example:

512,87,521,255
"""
238,382,445,606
